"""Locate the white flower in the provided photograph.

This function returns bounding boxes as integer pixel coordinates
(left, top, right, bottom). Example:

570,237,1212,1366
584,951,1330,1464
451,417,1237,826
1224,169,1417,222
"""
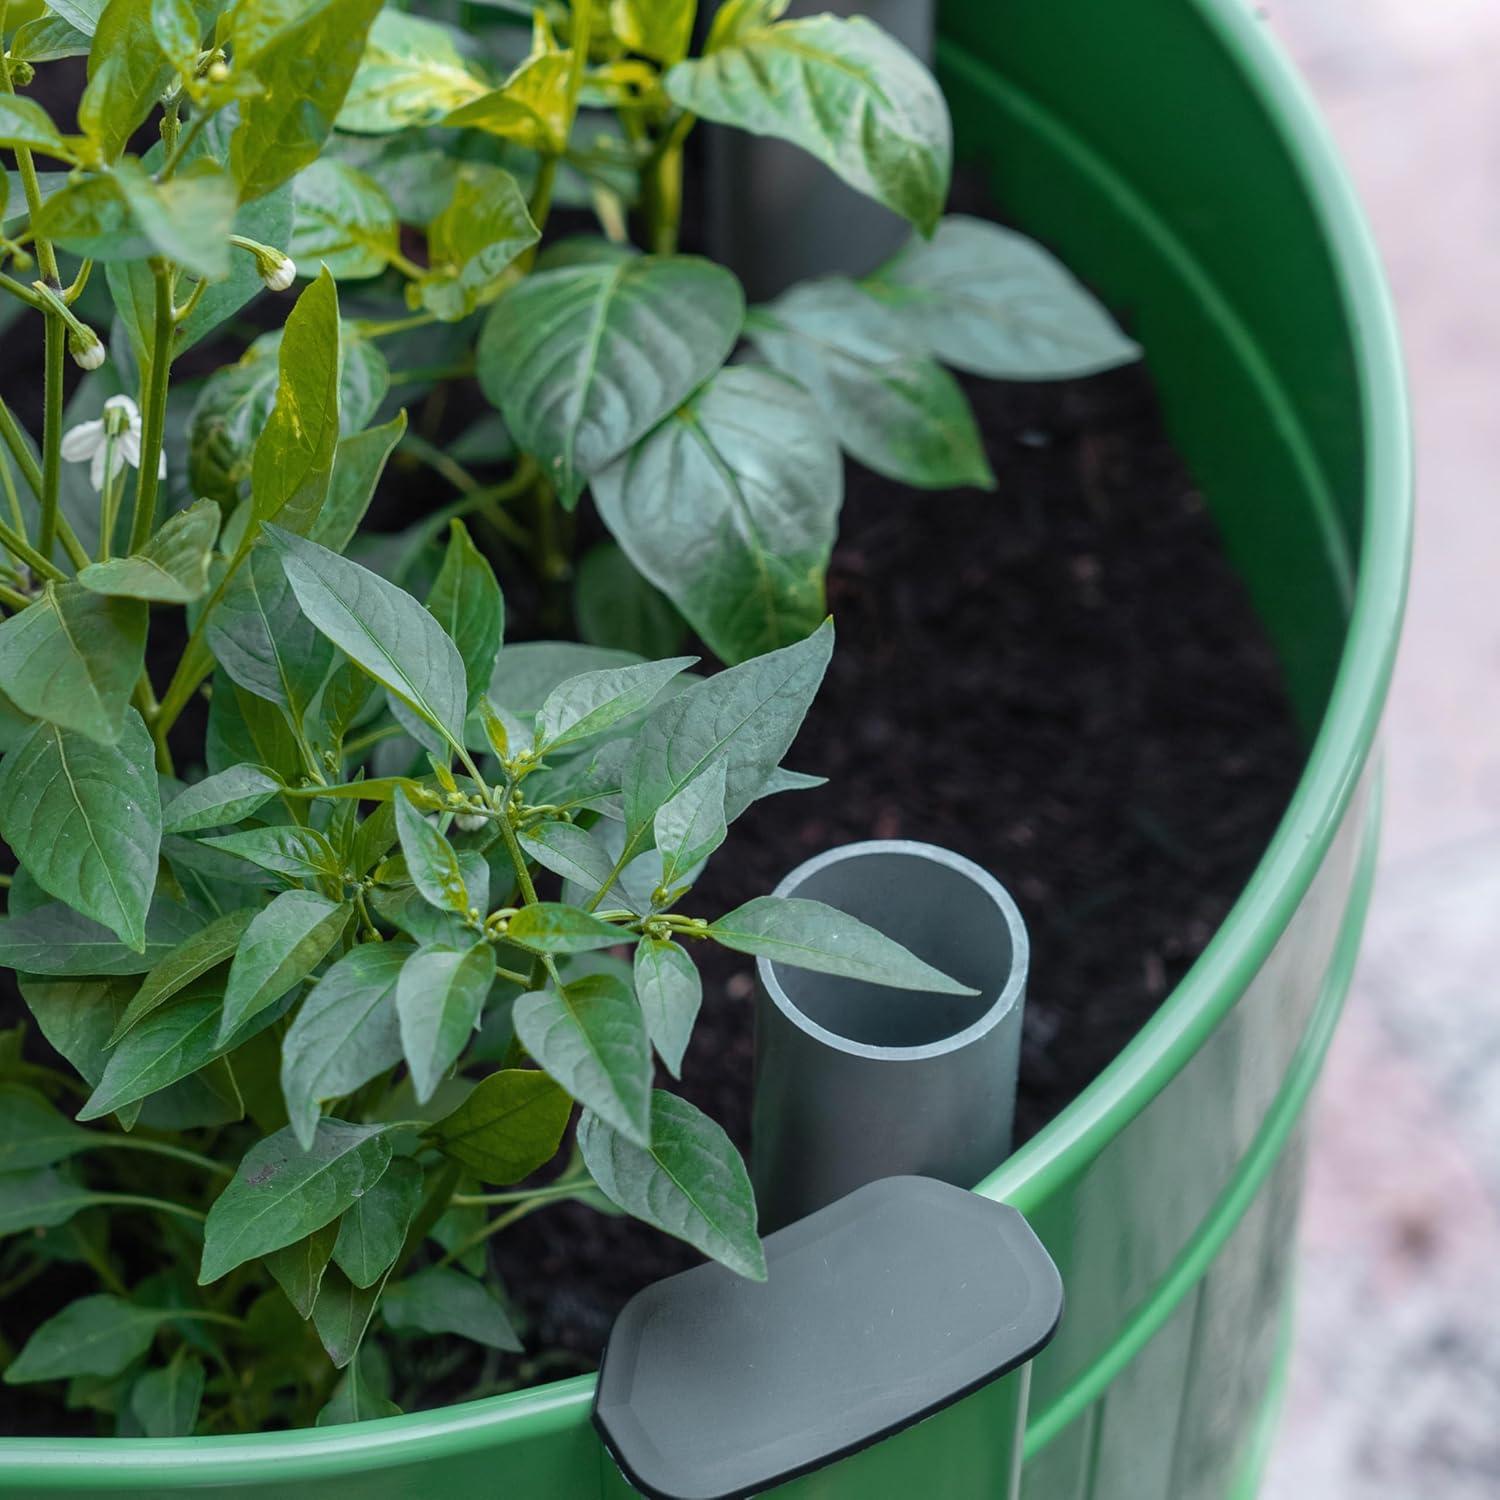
261,253,297,293
454,812,488,832
60,395,167,492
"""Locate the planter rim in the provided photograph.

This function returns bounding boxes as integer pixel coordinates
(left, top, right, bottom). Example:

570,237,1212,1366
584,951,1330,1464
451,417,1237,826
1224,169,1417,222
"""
0,0,1411,1479
976,0,1410,1216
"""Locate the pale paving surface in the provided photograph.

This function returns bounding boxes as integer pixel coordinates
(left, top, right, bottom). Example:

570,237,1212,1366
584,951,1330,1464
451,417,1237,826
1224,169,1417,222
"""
1258,3,1500,1494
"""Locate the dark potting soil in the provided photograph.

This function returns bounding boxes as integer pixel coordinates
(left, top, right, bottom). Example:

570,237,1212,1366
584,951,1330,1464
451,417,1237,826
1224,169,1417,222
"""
483,352,1305,1382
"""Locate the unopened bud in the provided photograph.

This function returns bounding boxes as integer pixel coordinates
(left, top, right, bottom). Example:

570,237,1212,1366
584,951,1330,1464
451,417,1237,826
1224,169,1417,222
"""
455,812,487,832
259,251,296,292
68,326,105,370
207,59,230,83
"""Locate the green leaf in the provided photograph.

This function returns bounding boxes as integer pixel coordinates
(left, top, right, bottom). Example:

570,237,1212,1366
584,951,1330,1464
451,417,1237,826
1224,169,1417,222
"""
611,0,694,64
747,280,993,490
427,520,503,712
332,1155,422,1288
264,1219,340,1320
0,708,160,949
593,364,839,664
865,215,1140,379
250,269,344,535
578,1090,764,1279
0,96,78,161
315,1352,401,1423
396,942,495,1105
520,822,618,901
218,889,351,1042
76,975,266,1121
0,902,197,976
199,1119,393,1284
709,895,979,994
512,973,650,1146
3,1296,171,1384
0,1166,102,1236
0,583,146,744
382,1265,520,1351
265,527,469,753
653,758,727,894
633,938,701,1079
290,158,399,281
419,163,539,321
573,542,685,660
426,1067,572,1185
129,1350,204,1437
534,657,696,755
0,1084,92,1171
393,787,469,915
667,14,948,234
477,257,744,506
281,941,412,1150
441,47,570,154
111,157,238,281
10,16,93,65
207,543,334,722
311,412,408,556
229,0,386,202
78,499,221,603
200,825,341,883
78,0,173,162
337,8,487,133
623,618,832,841
149,0,202,75
506,903,627,956
108,907,258,1044
16,975,135,1098
162,765,282,834
311,1263,385,1368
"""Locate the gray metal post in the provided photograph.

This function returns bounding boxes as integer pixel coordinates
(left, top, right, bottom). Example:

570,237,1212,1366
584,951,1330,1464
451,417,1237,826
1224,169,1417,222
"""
752,840,1029,1232
706,0,936,301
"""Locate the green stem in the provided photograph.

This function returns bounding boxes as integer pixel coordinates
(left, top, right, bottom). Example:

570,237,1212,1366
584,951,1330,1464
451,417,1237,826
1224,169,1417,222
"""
641,110,696,255
451,1179,588,1209
0,581,32,611
38,311,62,562
0,450,25,536
0,512,65,581
127,262,174,553
89,1191,207,1224
357,310,440,340
96,1134,234,1179
0,271,45,310
436,1198,546,1269
0,397,42,500
97,435,121,561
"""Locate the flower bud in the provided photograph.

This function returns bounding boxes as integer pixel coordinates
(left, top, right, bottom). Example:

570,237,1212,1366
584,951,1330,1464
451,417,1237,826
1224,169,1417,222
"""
454,813,488,833
258,250,296,292
68,326,105,370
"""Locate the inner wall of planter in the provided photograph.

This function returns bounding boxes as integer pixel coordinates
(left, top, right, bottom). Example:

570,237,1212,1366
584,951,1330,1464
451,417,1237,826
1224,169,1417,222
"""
773,849,1015,1048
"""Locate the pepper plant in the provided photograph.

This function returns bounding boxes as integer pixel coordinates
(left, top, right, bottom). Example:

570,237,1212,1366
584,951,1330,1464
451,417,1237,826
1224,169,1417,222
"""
0,0,1133,1434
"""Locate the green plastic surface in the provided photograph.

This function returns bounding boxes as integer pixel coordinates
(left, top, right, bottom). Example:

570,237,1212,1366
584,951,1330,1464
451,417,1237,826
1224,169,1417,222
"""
0,0,1409,1494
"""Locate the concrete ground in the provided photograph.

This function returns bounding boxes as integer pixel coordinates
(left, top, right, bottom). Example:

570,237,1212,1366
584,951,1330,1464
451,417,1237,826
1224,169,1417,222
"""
1260,3,1500,1494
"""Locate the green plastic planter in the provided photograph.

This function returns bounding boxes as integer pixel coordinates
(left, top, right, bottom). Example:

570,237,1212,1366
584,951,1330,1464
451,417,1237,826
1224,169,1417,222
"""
0,0,1409,1494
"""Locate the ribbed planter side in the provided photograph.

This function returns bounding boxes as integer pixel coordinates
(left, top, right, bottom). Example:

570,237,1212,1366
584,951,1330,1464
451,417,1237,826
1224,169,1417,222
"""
0,1,1408,1494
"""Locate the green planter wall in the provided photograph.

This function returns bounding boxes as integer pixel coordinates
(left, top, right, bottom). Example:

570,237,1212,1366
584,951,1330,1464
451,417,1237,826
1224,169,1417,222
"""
0,0,1409,1495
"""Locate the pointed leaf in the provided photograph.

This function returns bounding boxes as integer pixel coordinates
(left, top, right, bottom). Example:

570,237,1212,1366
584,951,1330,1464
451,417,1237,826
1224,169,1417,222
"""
633,938,702,1079
382,1265,520,1351
0,1084,93,1171
311,1263,385,1369
578,1090,764,1279
290,158,399,281
199,1119,393,1284
866,215,1140,379
200,825,341,883
653,759,727,893
506,903,627,956
108,906,258,1044
0,582,146,744
3,1297,171,1385
394,787,469,914
78,499,221,603
709,895,978,994
281,941,412,1150
218,890,350,1042
129,1351,205,1437
427,520,503,711
477,257,744,505
534,656,696,754
0,901,201,976
0,708,160,949
332,1155,422,1288
513,974,651,1146
396,943,495,1104
265,527,468,752
666,14,949,233
162,765,282,834
427,1067,571,1185
264,1219,340,1320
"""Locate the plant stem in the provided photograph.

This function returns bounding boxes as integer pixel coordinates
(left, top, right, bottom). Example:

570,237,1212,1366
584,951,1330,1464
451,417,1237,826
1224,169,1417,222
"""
127,262,174,553
0,397,42,500
38,311,63,562
0,512,64,581
90,1191,207,1224
436,1198,546,1269
0,270,45,310
97,1135,234,1179
641,110,696,255
450,1179,588,1209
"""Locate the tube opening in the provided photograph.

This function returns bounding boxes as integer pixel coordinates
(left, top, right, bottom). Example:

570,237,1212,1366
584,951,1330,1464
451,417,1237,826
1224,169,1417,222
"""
764,842,1026,1052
